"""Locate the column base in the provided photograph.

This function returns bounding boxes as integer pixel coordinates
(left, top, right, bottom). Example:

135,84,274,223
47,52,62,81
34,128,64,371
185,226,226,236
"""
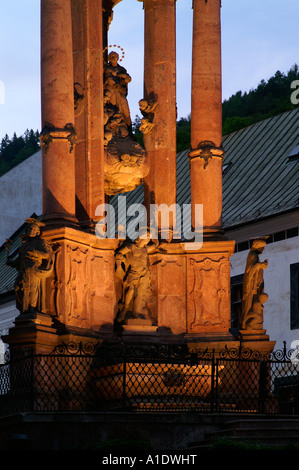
239,329,276,355
2,312,58,355
41,213,79,229
119,321,159,344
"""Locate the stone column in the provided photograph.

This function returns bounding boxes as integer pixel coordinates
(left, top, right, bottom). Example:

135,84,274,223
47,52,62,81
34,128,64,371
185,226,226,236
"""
71,0,105,227
40,0,77,224
142,0,177,237
189,0,224,235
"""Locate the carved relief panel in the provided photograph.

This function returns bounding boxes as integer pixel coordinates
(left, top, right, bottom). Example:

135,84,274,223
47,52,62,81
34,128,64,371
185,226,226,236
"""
150,254,187,335
187,255,231,333
52,240,116,330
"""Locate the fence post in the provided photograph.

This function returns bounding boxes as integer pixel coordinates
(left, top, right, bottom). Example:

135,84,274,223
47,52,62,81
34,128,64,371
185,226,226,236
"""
122,349,127,409
283,341,287,360
258,360,268,414
210,349,215,413
31,352,35,413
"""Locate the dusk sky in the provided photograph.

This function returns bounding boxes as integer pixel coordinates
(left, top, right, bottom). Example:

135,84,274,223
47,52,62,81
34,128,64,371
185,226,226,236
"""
0,0,298,138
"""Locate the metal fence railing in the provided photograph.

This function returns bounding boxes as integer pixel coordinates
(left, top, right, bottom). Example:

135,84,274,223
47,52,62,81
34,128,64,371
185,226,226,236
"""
0,341,299,417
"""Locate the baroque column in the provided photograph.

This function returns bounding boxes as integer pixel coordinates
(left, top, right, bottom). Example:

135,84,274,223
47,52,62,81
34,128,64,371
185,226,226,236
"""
142,0,177,236
71,0,105,227
189,0,224,235
40,0,77,224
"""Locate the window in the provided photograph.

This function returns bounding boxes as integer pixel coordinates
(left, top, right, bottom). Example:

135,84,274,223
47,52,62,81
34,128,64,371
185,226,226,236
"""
230,274,243,333
287,227,299,239
236,241,249,252
287,144,299,163
290,262,299,329
273,231,286,242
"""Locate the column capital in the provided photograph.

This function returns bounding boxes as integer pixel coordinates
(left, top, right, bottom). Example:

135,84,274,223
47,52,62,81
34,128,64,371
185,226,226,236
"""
141,0,175,8
192,0,221,7
40,124,76,155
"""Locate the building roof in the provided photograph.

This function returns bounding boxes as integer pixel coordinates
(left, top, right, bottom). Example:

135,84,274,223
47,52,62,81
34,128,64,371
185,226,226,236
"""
113,107,299,229
0,108,298,296
222,107,299,228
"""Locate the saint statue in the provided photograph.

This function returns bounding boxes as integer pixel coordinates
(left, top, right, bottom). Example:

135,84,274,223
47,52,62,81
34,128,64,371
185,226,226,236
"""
103,51,149,195
6,218,54,314
241,238,268,330
104,50,132,142
114,233,157,325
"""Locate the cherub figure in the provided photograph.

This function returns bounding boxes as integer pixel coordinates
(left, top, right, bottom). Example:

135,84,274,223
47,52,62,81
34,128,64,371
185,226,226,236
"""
138,99,158,134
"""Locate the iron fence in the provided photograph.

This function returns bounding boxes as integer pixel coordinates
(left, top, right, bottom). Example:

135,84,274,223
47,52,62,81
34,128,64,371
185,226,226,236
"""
0,341,299,417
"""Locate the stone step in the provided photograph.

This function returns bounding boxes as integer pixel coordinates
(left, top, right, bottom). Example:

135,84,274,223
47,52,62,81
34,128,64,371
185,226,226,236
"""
186,417,299,450
207,427,299,439
223,418,299,429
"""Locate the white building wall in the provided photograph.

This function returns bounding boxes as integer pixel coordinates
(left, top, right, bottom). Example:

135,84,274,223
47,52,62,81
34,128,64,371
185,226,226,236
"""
0,150,42,246
230,236,299,351
0,300,18,363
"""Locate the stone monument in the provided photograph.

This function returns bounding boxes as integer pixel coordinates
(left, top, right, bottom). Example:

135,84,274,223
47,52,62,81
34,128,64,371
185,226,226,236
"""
3,0,274,357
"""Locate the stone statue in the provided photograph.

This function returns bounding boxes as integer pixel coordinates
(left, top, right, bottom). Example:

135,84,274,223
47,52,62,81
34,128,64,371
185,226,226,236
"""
241,238,268,330
138,98,158,135
104,50,132,131
103,51,149,195
244,293,269,330
6,218,54,314
114,233,157,325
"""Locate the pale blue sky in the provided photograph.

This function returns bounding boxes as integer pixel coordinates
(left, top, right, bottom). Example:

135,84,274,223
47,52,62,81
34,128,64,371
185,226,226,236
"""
0,0,298,138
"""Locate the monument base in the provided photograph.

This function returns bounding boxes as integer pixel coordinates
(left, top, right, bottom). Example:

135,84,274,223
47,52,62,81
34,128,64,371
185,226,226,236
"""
2,312,58,355
239,329,276,355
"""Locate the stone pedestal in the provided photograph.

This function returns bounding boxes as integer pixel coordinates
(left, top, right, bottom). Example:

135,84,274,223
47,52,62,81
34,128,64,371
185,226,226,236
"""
148,240,236,341
3,226,119,355
2,313,58,355
41,226,118,336
239,329,276,354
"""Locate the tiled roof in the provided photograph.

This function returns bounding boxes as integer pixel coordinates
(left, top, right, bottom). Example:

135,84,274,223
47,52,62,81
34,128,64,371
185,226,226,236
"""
222,107,299,227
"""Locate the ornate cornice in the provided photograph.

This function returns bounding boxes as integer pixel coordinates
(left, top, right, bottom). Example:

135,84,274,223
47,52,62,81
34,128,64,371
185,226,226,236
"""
189,140,224,169
40,123,76,155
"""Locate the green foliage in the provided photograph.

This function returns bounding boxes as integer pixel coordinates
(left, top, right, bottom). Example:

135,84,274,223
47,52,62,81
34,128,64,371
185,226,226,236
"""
176,64,299,143
0,129,40,176
176,114,191,152
132,114,144,146
222,64,299,134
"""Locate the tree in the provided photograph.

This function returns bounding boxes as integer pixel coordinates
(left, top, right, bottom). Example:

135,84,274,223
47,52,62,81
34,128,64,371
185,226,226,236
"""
0,129,40,176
